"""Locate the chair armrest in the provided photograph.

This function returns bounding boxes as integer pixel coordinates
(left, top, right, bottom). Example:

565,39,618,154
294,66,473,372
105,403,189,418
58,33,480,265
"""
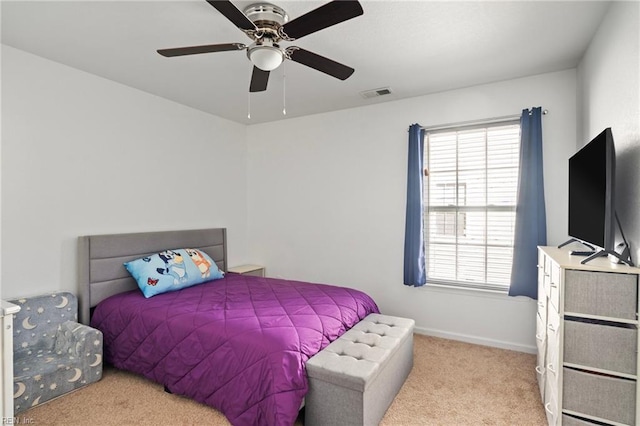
54,321,103,361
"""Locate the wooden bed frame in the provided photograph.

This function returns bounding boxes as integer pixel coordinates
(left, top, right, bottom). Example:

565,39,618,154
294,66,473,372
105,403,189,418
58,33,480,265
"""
77,228,227,325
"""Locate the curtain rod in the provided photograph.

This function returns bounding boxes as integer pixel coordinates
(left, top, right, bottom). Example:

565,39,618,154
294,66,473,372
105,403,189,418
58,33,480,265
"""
421,109,548,132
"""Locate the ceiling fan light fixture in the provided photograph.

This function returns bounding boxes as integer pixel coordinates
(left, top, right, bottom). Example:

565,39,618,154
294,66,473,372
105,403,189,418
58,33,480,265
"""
248,45,283,71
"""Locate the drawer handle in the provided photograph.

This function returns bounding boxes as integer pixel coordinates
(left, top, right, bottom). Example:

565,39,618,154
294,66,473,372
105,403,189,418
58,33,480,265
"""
547,324,556,333
538,301,545,308
550,282,558,288
535,365,545,375
544,402,554,415
537,265,543,269
536,333,544,342
547,363,556,375
544,273,550,277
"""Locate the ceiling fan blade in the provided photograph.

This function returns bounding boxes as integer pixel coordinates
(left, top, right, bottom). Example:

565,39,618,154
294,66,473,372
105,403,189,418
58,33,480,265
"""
206,0,257,32
157,43,245,57
250,67,270,92
287,47,354,80
280,0,363,40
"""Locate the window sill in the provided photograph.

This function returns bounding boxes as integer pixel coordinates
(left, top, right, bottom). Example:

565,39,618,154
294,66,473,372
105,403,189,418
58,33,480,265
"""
414,281,534,302
428,278,507,293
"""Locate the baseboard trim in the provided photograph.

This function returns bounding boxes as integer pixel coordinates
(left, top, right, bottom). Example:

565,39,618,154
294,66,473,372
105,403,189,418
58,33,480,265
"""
413,326,536,354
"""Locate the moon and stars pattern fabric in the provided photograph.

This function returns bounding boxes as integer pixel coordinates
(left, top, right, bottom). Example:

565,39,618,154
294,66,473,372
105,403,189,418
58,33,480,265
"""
9,292,103,414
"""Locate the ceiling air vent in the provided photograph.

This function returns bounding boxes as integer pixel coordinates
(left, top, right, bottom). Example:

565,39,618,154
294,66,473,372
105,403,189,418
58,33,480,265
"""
360,87,393,99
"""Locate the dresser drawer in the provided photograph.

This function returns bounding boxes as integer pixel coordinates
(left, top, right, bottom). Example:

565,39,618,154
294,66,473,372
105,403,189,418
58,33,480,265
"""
543,255,553,299
536,312,546,402
536,311,547,353
538,250,546,294
563,367,636,425
564,319,637,375
535,361,546,401
537,278,547,317
545,308,561,391
564,270,638,320
544,377,559,426
549,263,561,311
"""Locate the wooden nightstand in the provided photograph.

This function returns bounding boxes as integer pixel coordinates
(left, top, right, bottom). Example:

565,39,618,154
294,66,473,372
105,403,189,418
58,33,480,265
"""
228,264,265,277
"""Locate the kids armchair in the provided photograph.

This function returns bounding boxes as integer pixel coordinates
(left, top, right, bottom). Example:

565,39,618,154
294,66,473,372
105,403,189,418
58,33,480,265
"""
9,292,103,414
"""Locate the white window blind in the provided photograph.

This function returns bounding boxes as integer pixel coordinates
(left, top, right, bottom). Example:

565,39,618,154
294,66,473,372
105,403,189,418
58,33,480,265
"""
424,121,521,291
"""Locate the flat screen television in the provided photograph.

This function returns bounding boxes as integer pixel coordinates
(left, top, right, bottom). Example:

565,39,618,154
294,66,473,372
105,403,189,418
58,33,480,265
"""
560,128,621,264
568,127,615,252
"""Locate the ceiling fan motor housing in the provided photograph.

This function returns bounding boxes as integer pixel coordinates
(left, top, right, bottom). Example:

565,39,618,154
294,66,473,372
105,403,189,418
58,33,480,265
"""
243,3,289,32
243,3,290,71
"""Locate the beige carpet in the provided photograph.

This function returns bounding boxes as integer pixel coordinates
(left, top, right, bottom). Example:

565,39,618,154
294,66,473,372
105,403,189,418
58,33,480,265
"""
19,334,546,425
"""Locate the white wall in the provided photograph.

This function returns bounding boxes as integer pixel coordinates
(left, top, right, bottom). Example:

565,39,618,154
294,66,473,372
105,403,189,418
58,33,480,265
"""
1,46,249,299
2,44,588,353
577,1,640,262
247,70,578,352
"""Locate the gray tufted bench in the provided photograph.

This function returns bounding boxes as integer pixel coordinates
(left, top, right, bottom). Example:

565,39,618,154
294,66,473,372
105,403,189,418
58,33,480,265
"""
305,313,415,426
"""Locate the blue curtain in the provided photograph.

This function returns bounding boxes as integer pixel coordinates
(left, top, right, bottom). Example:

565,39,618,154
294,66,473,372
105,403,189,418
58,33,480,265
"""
509,107,547,299
403,124,427,287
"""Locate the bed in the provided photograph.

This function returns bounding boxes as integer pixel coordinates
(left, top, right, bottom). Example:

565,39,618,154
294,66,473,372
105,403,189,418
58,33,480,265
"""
78,228,379,425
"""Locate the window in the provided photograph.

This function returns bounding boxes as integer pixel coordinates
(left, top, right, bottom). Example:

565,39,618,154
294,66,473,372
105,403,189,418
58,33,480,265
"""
433,183,466,237
423,121,520,291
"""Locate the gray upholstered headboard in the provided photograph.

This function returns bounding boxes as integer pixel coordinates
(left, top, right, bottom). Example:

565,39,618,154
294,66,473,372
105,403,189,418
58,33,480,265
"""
78,228,227,325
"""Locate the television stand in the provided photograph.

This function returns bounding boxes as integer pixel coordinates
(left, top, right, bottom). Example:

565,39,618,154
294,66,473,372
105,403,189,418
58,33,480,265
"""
559,213,635,267
579,249,608,264
603,248,634,267
558,238,596,251
558,246,635,266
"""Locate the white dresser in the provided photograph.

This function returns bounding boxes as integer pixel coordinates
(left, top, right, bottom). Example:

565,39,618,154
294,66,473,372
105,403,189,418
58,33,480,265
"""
536,246,640,425
1,301,20,420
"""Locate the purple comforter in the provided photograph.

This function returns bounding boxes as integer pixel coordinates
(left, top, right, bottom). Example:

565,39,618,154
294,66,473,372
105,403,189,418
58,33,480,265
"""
91,273,379,425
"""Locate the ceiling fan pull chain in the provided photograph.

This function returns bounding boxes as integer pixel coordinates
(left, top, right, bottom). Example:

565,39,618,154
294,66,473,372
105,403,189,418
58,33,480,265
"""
282,60,287,116
248,92,251,120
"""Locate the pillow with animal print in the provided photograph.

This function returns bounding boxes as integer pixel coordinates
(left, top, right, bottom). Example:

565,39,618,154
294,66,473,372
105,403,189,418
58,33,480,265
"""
124,248,224,298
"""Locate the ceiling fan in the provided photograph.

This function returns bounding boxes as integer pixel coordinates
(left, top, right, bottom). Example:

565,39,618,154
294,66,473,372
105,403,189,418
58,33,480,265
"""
157,0,364,93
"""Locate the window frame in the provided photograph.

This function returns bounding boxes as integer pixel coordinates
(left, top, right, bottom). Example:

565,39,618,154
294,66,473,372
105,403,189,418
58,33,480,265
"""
422,119,521,292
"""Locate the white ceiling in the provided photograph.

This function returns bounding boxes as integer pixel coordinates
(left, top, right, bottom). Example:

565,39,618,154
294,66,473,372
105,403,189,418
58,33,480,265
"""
2,0,610,124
